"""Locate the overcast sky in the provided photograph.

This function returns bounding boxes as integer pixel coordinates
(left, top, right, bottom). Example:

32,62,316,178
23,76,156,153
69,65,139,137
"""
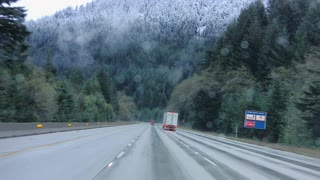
14,0,94,20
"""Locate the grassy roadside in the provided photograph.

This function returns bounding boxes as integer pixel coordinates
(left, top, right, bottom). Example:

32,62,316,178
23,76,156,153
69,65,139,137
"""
179,126,320,158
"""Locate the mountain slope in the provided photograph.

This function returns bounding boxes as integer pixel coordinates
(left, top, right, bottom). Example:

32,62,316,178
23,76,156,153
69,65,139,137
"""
26,0,263,109
27,0,261,66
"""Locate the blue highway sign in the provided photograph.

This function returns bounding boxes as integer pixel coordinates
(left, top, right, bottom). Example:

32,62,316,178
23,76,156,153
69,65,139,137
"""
244,110,267,130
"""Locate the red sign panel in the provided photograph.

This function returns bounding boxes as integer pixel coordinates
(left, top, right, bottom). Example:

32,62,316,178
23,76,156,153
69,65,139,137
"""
245,121,255,128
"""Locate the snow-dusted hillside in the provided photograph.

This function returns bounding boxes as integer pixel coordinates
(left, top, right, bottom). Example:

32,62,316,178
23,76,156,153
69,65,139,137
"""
24,0,269,109
26,0,265,68
29,0,261,38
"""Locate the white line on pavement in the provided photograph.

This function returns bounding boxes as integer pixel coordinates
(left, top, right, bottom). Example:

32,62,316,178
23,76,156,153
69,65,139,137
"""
204,157,217,167
117,151,125,158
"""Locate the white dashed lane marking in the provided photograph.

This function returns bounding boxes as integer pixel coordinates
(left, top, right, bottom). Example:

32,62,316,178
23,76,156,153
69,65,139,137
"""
204,157,217,167
107,162,113,168
117,151,125,159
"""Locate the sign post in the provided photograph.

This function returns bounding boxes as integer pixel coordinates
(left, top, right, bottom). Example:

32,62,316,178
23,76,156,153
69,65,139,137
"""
235,124,238,139
244,110,267,130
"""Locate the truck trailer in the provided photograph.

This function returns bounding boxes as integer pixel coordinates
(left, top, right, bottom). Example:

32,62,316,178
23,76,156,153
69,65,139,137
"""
162,112,178,131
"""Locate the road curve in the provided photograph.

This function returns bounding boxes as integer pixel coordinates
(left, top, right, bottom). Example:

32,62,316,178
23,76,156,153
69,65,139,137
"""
0,123,319,180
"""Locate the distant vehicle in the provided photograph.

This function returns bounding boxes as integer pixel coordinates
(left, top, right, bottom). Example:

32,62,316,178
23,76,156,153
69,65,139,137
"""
150,120,155,125
162,112,178,131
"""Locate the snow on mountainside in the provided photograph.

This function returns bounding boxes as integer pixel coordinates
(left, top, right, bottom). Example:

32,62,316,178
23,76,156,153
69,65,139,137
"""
91,0,256,37
30,0,261,37
26,0,266,68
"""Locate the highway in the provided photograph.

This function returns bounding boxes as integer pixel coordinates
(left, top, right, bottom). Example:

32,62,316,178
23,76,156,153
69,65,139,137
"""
0,123,319,180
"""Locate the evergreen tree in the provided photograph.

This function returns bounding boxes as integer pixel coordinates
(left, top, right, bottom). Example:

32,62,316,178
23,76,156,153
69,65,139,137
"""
0,0,35,122
294,25,309,62
56,80,76,122
216,21,239,69
268,0,309,40
80,95,98,122
11,73,37,122
97,69,112,103
235,16,264,75
118,92,137,121
110,85,119,113
28,70,58,122
66,68,84,93
83,75,101,95
94,93,109,121
260,19,293,68
217,94,244,135
217,0,267,75
0,68,14,122
296,74,320,140
300,3,320,46
190,89,221,131
0,0,29,61
44,50,57,78
267,80,288,142
282,104,312,146
97,70,119,114
105,103,114,121
294,2,320,61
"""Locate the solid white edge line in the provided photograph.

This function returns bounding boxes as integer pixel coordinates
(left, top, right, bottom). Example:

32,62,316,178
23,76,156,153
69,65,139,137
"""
204,157,217,167
117,151,125,158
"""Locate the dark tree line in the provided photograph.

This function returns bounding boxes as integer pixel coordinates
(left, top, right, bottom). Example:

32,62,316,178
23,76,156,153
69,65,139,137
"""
0,0,118,122
169,0,320,146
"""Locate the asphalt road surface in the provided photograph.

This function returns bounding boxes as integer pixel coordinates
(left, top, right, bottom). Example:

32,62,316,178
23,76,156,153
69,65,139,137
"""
1,123,319,180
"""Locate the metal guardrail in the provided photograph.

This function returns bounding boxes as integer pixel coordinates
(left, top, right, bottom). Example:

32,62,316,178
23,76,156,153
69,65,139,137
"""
0,122,136,138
